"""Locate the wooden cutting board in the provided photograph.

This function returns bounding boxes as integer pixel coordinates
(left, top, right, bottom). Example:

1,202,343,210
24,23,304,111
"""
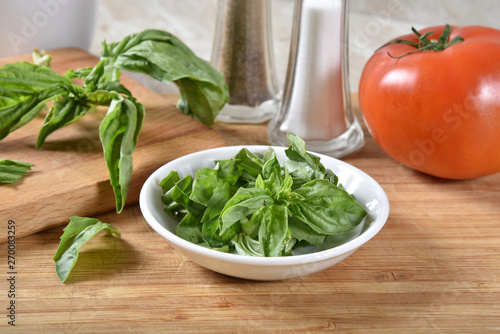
0,48,226,242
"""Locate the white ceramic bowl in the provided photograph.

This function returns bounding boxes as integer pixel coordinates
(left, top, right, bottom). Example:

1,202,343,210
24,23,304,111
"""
139,146,390,280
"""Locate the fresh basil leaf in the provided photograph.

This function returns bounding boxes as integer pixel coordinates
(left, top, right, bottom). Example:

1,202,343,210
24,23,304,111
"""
0,62,73,139
171,175,193,203
53,216,121,283
232,233,264,257
159,171,183,216
322,220,368,250
175,78,227,126
163,189,185,217
0,94,22,108
190,167,218,206
200,182,232,224
262,152,281,180
1,30,230,218
101,29,172,56
0,88,67,140
254,174,267,191
232,148,265,182
197,242,231,253
284,140,340,188
216,159,242,186
36,85,127,149
285,133,322,168
326,169,339,186
0,62,72,92
36,95,93,148
290,179,367,235
281,171,294,194
107,29,228,126
171,175,205,219
202,216,241,248
241,207,265,239
200,182,241,247
259,204,288,257
257,169,294,205
283,160,322,189
99,96,145,213
159,171,181,193
0,95,47,139
220,187,274,234
177,213,203,244
281,229,296,256
262,147,276,162
284,133,327,185
288,215,326,248
0,159,34,184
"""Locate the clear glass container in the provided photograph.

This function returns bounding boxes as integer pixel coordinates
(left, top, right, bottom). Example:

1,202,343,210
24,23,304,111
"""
267,0,364,157
211,0,280,123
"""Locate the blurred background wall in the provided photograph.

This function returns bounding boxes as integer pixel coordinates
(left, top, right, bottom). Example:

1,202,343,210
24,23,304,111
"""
87,0,500,93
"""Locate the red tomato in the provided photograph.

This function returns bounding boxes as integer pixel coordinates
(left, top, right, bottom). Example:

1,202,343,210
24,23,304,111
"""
359,25,500,179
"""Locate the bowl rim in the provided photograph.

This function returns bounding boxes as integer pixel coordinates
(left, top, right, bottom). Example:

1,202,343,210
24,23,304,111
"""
139,145,390,267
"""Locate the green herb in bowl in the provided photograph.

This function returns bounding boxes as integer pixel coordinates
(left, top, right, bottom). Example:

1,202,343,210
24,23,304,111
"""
158,134,368,257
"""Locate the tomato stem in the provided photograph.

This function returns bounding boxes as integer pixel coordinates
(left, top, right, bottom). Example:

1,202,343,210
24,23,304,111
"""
381,24,464,58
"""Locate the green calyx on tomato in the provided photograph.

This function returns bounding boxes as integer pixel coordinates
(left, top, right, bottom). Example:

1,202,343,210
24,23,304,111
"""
382,24,464,58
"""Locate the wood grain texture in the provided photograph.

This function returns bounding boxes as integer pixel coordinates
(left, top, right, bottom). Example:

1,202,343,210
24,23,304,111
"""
2,150,500,333
1,53,500,332
0,49,226,241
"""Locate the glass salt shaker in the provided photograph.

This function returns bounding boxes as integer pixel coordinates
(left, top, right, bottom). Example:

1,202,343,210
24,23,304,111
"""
267,0,364,157
211,0,280,123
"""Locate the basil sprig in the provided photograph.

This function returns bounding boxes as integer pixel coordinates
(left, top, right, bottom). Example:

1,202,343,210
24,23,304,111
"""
160,134,368,257
0,29,228,213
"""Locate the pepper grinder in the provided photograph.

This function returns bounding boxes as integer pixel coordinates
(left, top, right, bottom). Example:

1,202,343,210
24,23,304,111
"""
211,0,280,123
267,0,364,157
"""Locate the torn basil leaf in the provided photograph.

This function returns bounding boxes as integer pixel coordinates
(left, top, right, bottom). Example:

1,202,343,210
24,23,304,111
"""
54,216,121,283
0,159,34,184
